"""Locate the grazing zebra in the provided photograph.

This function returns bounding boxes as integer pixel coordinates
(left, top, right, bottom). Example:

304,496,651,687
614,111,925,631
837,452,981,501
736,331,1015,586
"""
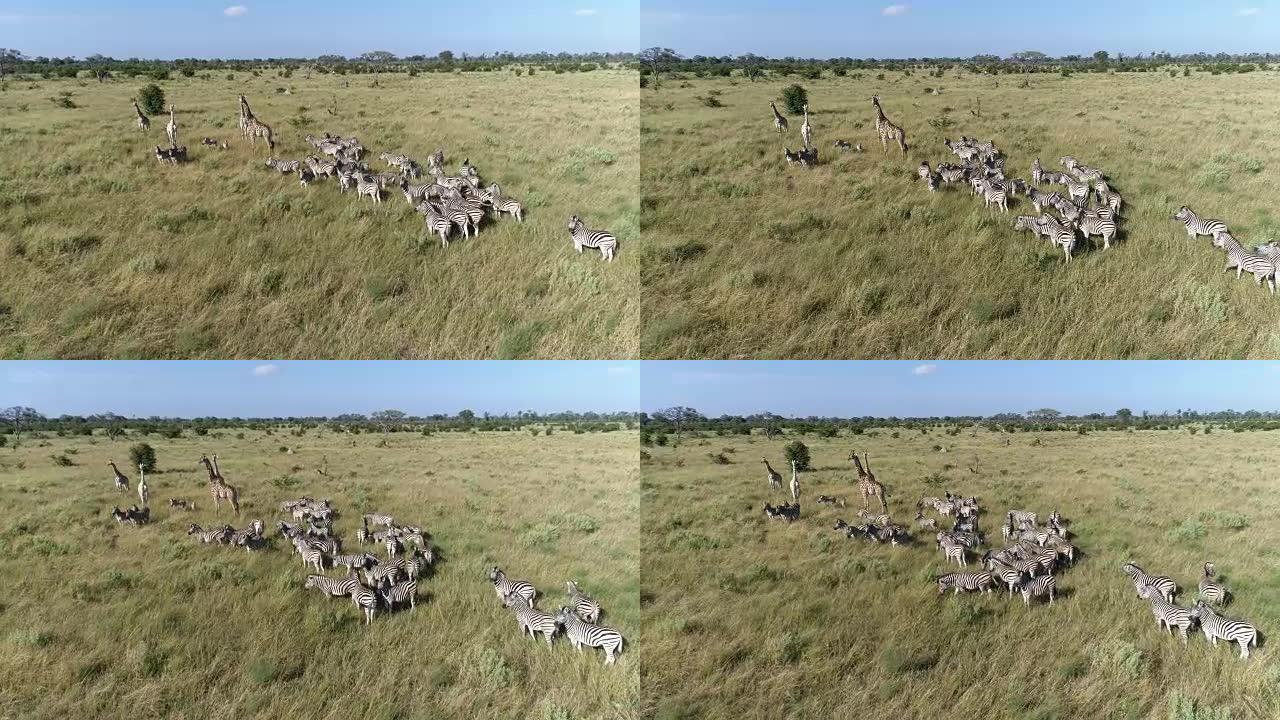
566,580,602,623
504,594,559,645
356,176,382,203
1014,215,1053,244
230,519,264,551
940,538,967,567
333,552,378,572
800,104,813,148
362,513,394,528
872,95,908,157
1077,208,1118,250
1173,206,1228,240
422,203,452,248
1189,600,1257,659
132,101,150,131
405,548,434,580
1138,584,1193,643
187,523,231,544
833,139,853,151
1096,188,1123,214
938,164,967,184
379,578,418,611
351,583,378,625
304,572,358,598
987,562,1025,597
1199,562,1228,605
1213,233,1277,293
917,161,932,182
555,606,625,664
488,184,524,222
976,178,1008,213
305,156,337,178
364,562,404,589
1026,188,1061,215
168,498,195,511
914,512,937,531
297,167,316,188
265,157,298,174
1040,216,1077,263
770,101,788,133
568,215,617,262
1123,562,1176,602
1021,575,1055,606
937,571,994,595
490,566,537,605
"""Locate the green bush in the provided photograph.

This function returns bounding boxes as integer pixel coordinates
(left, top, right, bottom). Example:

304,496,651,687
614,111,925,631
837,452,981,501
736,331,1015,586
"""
781,84,808,114
784,440,810,472
129,443,156,472
137,84,165,114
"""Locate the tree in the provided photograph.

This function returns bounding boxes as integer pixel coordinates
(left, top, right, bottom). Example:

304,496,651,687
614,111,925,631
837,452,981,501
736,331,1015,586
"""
437,50,455,64
781,84,808,114
0,406,43,437
1116,408,1133,423
137,83,165,114
360,50,397,64
1093,50,1110,65
784,440,811,472
457,409,476,426
652,406,702,442
371,409,406,433
760,412,783,440
129,443,157,473
638,47,682,70
1026,408,1061,422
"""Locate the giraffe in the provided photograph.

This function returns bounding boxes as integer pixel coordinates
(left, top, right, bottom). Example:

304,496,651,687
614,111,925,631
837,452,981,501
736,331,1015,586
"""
789,460,800,503
137,463,150,507
800,104,813,149
238,94,275,151
850,451,887,510
762,458,782,491
770,101,788,133
871,95,908,158
238,95,253,137
132,101,150,131
200,455,240,516
165,104,178,148
108,461,129,492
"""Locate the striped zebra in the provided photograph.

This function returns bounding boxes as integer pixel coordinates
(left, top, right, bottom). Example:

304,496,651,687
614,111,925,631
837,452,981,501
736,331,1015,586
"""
364,562,404,589
1031,158,1043,184
400,179,437,206
305,155,337,178
1026,188,1061,215
555,606,625,664
1173,206,1228,240
304,572,358,598
783,147,801,166
504,594,559,645
1123,562,1176,602
445,193,485,234
1021,575,1055,606
299,545,327,574
976,178,1008,213
937,571,994,595
1096,186,1123,214
568,215,617,262
982,554,1025,596
918,161,932,182
1064,177,1090,205
363,513,394,527
351,582,378,625
567,580,602,623
442,198,475,238
1059,156,1078,171
927,173,939,192
488,184,524,222
421,202,453,248
333,552,378,572
230,519,264,551
938,165,967,184
1077,208,1117,250
379,578,418,611
1213,233,1277,293
1199,562,1228,605
490,566,537,605
1041,216,1078,263
1138,584,1193,643
297,167,316,188
187,523,231,544
385,535,403,560
265,157,299,174
356,176,382,203
940,538,967,567
405,548,434,580
1189,600,1257,659
1050,195,1082,223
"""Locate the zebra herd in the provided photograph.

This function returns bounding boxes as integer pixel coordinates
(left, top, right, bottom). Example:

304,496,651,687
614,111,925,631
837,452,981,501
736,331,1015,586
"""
1174,206,1280,294
488,567,626,665
1124,560,1260,659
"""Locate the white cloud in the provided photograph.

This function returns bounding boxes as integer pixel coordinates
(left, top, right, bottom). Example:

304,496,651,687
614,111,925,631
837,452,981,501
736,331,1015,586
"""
252,363,279,377
575,8,598,16
912,363,937,376
882,4,909,16
1238,7,1261,15
224,5,248,17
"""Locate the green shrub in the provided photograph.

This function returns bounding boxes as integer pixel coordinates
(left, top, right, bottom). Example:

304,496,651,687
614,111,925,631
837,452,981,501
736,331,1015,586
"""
784,440,810,471
781,84,808,114
137,84,165,114
129,443,156,472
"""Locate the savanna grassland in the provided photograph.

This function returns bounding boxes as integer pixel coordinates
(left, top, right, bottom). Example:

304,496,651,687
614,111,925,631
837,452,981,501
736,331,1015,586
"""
0,427,639,719
640,70,1280,359
0,69,638,359
641,428,1280,719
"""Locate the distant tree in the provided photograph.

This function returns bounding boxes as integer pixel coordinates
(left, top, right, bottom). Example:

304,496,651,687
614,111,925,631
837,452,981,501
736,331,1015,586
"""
360,50,397,64
652,406,702,442
457,409,476,426
371,409,406,433
437,50,455,64
639,47,682,69
129,442,157,473
1116,408,1134,423
1093,50,1110,65
784,440,811,472
760,412,783,440
0,406,43,437
1026,408,1062,422
137,83,165,114
781,84,808,114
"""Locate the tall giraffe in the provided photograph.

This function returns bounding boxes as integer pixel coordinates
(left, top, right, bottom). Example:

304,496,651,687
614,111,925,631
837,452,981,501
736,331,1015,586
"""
137,463,150,507
238,95,275,150
770,102,788,133
200,455,240,516
850,451,887,510
800,104,813,149
871,96,908,158
132,101,150,131
165,104,178,147
238,95,253,136
761,458,782,491
789,460,800,503
108,461,129,492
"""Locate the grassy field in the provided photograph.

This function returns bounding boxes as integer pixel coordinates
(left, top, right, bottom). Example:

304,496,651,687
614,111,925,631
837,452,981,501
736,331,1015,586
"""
0,69,638,359
0,428,638,719
639,70,1280,359
641,428,1280,719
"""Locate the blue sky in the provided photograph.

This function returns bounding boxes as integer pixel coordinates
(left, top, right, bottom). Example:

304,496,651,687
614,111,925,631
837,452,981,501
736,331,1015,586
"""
641,362,1280,417
1,0,638,59
0,362,638,417
643,1,1278,58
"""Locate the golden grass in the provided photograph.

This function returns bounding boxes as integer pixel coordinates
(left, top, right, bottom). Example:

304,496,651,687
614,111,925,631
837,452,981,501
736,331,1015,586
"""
641,428,1280,718
0,428,638,718
0,69,638,358
640,70,1280,358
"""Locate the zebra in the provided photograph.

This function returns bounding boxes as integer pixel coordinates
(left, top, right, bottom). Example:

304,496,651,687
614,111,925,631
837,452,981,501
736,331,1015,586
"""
1064,178,1090,205
1077,208,1118,250
379,578,418,611
1213,233,1277,293
400,179,436,206
833,139,853,151
490,566,537,605
356,176,382,203
568,215,617,262
937,571,994,595
982,554,1025,597
441,198,475,238
1014,215,1053,244
297,167,317,188
265,157,298,174
488,184,524,222
1137,584,1193,643
364,562,404,589
333,552,378,572
976,178,1008,213
783,147,801,166
503,594,559,645
405,548,434,580
299,545,327,574
1026,188,1060,215
1039,216,1077,263
555,606,625,664
304,572,358,598
305,156,337,178
1199,562,1228,605
1049,194,1082,223
1031,158,1043,184
230,519,264,551
918,161,932,182
1123,562,1176,602
940,538,967,567
1173,206,1228,240
188,523,232,544
1020,575,1055,606
422,202,452,248
1059,156,1079,171
938,165,967,184
384,535,403,560
351,583,378,625
914,512,937,530
1189,600,1257,659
